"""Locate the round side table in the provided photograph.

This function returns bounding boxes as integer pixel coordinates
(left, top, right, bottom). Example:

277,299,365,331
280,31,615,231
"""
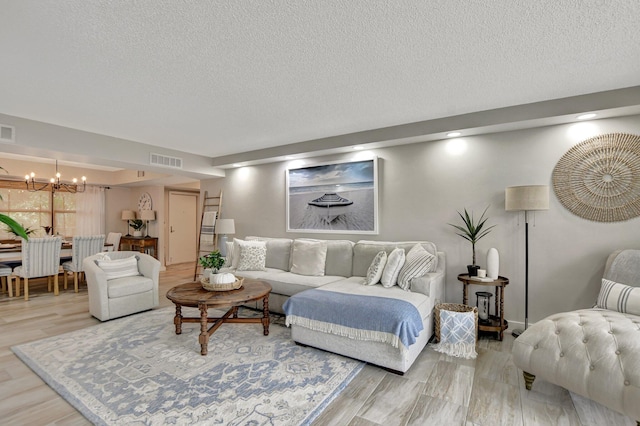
457,274,509,340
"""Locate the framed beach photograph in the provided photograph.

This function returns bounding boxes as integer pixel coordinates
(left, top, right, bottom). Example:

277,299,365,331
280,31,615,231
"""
286,157,378,234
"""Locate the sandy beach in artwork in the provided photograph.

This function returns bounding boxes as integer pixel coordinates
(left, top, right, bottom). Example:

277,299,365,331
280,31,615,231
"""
288,188,375,231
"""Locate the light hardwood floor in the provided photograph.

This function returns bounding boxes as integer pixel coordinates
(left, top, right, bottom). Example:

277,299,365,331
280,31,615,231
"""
0,263,635,425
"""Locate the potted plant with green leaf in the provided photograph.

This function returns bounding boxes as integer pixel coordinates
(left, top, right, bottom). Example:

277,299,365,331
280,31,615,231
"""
0,166,28,240
6,224,36,239
130,219,145,237
198,250,226,281
449,206,495,276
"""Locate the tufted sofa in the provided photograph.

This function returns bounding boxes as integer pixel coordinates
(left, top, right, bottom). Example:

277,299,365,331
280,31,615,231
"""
512,249,640,424
221,236,446,373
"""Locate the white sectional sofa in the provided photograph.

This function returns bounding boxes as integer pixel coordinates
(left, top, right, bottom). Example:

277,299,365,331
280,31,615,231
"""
221,236,446,373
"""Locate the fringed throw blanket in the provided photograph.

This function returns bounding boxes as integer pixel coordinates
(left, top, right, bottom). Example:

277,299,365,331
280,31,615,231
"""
431,309,477,359
283,289,423,350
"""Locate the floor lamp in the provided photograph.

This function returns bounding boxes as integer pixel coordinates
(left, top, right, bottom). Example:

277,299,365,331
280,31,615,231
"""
505,185,549,337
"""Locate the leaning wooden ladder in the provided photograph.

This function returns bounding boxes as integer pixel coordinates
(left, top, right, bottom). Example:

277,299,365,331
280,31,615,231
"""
193,190,223,281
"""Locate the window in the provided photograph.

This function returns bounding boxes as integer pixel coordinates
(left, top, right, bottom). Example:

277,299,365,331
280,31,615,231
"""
0,188,77,239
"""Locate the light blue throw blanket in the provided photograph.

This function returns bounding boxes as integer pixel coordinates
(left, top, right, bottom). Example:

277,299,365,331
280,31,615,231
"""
283,289,424,349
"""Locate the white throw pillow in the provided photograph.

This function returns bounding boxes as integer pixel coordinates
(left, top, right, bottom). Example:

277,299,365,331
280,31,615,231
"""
381,248,405,288
96,255,140,280
290,240,328,276
236,240,267,271
231,238,244,269
224,241,234,267
596,278,640,316
397,244,436,291
363,251,387,285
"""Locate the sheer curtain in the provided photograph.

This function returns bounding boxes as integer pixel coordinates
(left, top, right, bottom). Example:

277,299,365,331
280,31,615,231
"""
76,186,105,236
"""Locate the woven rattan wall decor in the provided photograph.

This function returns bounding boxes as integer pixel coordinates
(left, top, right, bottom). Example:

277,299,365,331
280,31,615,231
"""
552,133,640,222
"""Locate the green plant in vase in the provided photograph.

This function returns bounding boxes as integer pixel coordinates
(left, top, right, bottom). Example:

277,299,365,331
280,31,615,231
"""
130,219,145,236
199,250,226,280
449,206,495,276
6,224,36,239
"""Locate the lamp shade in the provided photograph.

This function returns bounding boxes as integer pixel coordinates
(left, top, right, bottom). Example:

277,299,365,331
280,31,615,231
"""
505,185,549,211
121,210,136,220
215,219,235,234
140,210,156,221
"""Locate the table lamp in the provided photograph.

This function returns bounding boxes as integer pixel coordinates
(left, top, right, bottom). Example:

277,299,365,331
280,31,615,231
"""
215,219,235,257
140,210,156,238
121,210,136,236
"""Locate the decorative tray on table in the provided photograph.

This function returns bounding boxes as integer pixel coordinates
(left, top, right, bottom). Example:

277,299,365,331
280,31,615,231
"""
201,276,244,292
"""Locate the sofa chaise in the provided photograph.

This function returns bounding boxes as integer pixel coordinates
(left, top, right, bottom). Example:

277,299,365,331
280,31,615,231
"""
512,249,640,425
221,237,446,373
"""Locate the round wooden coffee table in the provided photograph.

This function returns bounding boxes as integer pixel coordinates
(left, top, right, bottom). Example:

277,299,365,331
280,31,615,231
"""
166,279,272,355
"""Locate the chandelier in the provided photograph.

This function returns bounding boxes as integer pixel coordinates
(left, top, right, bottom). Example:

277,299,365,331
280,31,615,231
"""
25,160,87,193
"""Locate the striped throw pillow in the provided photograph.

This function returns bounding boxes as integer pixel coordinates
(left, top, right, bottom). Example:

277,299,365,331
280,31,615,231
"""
97,256,140,280
397,244,436,291
596,278,640,316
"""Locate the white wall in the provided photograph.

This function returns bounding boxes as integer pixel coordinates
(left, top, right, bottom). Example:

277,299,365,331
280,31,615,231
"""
201,115,640,328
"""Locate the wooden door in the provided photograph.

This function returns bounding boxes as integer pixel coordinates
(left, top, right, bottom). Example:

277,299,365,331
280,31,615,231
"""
167,192,198,265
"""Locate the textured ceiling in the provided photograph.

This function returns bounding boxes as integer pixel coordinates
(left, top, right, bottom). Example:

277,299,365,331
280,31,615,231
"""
1,0,640,161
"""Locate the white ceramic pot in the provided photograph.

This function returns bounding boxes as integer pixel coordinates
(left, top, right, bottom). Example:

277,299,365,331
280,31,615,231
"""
133,230,142,237
487,248,499,279
203,268,212,281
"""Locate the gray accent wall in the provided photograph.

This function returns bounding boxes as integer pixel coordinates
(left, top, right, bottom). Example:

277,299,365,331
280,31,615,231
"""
201,115,640,328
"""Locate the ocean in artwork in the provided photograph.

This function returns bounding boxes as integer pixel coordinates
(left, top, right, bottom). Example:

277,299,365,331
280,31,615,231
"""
288,182,375,231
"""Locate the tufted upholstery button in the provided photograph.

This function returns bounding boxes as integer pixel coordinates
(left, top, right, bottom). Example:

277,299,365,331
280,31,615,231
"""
616,350,621,355
534,344,538,349
555,330,560,334
608,330,613,334
624,380,630,386
559,352,564,357
590,365,595,370
583,338,588,343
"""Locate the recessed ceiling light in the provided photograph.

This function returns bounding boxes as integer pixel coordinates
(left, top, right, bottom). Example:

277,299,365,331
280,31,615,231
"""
352,146,364,150
232,163,242,167
577,113,597,120
447,132,461,137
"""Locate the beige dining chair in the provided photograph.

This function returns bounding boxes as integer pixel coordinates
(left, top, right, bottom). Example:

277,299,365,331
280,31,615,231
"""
106,232,122,252
13,237,63,301
62,235,106,292
0,263,12,297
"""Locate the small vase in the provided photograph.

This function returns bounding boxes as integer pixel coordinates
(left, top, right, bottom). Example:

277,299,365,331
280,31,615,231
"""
133,230,142,237
203,268,212,281
487,248,499,279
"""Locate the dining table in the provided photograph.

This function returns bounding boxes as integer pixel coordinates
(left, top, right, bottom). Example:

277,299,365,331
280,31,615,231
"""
0,240,114,264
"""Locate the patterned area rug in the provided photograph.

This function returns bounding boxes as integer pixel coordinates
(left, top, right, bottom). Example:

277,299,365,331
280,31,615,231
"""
12,307,364,425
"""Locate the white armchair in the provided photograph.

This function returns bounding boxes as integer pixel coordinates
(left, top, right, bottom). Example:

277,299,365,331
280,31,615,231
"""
83,251,160,321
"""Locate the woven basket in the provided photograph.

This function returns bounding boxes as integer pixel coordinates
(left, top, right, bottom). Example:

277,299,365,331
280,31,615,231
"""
434,303,478,343
201,276,244,292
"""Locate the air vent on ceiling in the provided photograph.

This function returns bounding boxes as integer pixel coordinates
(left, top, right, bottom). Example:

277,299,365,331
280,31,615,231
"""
0,124,15,143
150,153,183,169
